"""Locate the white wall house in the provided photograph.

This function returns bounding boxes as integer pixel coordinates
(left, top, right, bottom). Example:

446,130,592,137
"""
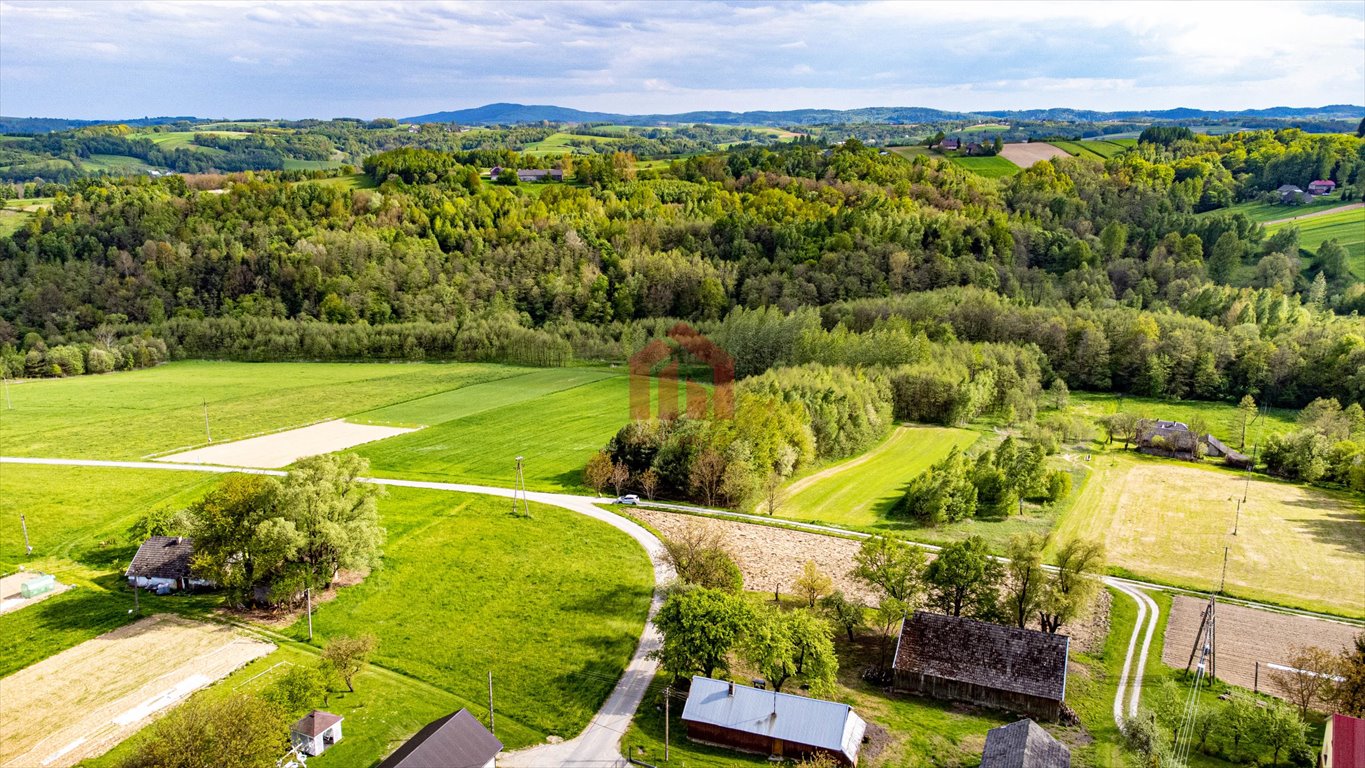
291,711,344,757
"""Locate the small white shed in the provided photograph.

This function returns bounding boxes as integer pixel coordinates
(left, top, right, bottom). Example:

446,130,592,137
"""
291,710,343,757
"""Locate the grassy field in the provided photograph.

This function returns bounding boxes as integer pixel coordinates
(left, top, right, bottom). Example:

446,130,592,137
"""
1203,195,1350,224
1075,139,1132,158
302,172,376,189
1,463,654,758
1053,451,1365,617
283,158,348,171
356,373,633,490
1267,205,1365,278
0,360,528,459
1047,140,1108,159
0,209,29,237
82,153,162,173
1070,391,1300,448
774,425,982,528
140,130,249,150
522,132,620,156
946,154,1019,178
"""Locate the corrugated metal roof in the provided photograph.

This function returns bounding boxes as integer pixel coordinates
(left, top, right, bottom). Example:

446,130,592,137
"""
680,676,866,760
1330,714,1365,768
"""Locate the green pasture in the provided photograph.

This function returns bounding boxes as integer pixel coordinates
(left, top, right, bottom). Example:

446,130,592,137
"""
301,172,376,190
0,360,528,459
356,373,632,490
283,158,347,171
357,367,614,426
522,132,621,156
140,130,249,150
946,154,1019,178
774,425,981,528
1268,206,1365,277
0,209,29,237
1069,391,1299,448
1053,451,1365,617
82,153,161,173
1075,139,1131,158
1048,140,1109,159
1202,195,1349,224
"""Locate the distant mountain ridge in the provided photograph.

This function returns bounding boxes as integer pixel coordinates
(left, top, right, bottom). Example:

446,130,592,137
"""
406,102,1365,126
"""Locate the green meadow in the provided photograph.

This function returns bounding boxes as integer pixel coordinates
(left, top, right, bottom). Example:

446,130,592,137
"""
1205,195,1350,224
946,154,1019,178
1267,206,1365,278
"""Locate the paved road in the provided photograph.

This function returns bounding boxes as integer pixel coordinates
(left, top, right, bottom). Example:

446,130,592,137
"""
0,457,672,768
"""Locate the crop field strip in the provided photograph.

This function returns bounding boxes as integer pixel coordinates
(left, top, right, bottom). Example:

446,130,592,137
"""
1267,205,1365,277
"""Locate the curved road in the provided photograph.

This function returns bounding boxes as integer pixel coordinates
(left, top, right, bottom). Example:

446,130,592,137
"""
0,457,671,768
1108,579,1160,727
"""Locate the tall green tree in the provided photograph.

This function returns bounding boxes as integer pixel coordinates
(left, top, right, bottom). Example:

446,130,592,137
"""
652,587,753,679
923,536,1001,619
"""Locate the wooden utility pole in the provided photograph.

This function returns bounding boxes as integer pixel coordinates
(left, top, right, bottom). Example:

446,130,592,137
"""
488,671,496,737
306,586,313,641
512,457,530,518
20,514,32,557
664,687,670,761
203,400,212,443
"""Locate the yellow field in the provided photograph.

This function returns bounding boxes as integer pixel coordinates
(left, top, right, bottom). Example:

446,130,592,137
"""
1054,453,1365,617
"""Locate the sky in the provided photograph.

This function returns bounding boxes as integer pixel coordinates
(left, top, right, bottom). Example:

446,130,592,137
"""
1,1,1363,120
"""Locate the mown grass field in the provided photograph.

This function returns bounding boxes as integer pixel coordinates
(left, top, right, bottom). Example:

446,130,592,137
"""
356,373,633,490
0,209,28,237
1053,451,1365,617
139,130,249,150
1267,205,1365,278
0,360,528,459
522,132,621,156
774,425,981,528
1070,391,1299,448
1204,195,1350,224
1075,139,1132,158
1048,140,1109,159
301,172,376,189
282,158,348,171
1,463,654,759
946,154,1019,178
82,153,162,173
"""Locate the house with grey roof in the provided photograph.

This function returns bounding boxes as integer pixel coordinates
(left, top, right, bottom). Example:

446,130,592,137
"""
126,536,212,592
680,676,867,766
378,708,501,768
981,719,1070,768
892,611,1070,720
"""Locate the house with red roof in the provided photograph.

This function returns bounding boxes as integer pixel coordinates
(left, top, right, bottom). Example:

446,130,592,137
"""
1307,180,1337,195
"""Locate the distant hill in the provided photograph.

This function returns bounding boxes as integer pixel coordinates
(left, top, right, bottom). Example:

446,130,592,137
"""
406,102,1365,126
0,115,200,134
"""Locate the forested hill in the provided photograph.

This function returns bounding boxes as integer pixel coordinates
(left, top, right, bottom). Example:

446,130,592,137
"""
1,130,1363,408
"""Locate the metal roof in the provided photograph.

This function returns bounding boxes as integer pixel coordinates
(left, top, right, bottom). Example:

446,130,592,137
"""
680,676,866,762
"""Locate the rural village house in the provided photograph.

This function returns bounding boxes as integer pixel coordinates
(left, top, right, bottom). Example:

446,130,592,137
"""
680,676,868,766
892,611,1070,721
1277,184,1316,204
980,719,1071,768
1320,713,1365,768
290,710,343,757
1307,179,1337,195
939,138,961,151
488,166,563,182
125,536,213,592
377,708,502,768
1134,419,1250,467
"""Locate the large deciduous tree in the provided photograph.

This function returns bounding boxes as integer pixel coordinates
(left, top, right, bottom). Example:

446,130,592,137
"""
923,535,1002,619
651,587,752,680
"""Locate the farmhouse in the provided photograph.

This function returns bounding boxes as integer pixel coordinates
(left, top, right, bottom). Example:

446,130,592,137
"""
1134,419,1249,466
940,138,961,151
680,676,867,766
516,168,563,182
1308,179,1337,195
892,611,1070,721
291,710,343,757
981,719,1071,768
1277,184,1315,204
378,708,502,768
1320,713,1365,768
126,536,211,592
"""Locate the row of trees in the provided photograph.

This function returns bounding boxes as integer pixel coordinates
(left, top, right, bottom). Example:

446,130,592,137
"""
893,438,1071,525
0,333,166,379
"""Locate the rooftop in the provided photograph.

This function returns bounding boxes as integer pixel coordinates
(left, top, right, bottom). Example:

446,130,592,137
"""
893,612,1070,702
125,536,195,580
981,719,1071,768
292,710,343,738
377,709,502,768
680,676,866,761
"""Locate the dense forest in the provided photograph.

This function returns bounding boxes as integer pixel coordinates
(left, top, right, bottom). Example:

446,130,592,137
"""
3,128,1361,407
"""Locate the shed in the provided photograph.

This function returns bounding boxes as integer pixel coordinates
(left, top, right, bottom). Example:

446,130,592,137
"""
378,708,502,768
981,719,1071,768
125,536,211,591
1321,713,1365,768
892,612,1070,721
291,710,343,757
680,676,867,766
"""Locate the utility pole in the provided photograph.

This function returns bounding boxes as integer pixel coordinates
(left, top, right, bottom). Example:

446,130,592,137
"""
203,400,212,443
1218,546,1229,595
664,686,671,761
20,514,32,557
305,585,314,641
1233,499,1241,536
2,373,11,410
488,671,496,737
512,456,530,518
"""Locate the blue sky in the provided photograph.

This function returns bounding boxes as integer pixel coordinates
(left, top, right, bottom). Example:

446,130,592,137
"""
1,1,1362,119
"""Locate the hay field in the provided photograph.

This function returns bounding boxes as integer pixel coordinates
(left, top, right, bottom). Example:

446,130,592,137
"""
1054,453,1365,617
999,142,1072,168
0,614,272,768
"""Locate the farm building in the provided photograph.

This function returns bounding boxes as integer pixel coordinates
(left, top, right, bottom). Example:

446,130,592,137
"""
126,536,212,592
1308,179,1337,195
940,138,961,150
892,611,1070,721
981,719,1070,768
680,676,867,766
1277,184,1315,203
1134,419,1249,466
378,708,502,768
1320,713,1365,768
291,710,343,757
516,168,563,182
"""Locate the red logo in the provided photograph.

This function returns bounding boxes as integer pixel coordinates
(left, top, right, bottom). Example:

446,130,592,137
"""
628,323,734,420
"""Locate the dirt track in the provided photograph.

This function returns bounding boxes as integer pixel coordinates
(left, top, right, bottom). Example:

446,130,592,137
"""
156,419,415,468
1000,142,1072,168
0,613,273,767
1161,595,1360,699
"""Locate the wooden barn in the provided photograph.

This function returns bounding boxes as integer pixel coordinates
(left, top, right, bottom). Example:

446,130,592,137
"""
892,612,1070,721
981,719,1070,768
680,676,867,766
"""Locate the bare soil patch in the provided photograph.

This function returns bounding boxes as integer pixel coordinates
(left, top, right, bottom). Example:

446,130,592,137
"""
0,571,70,614
630,509,1109,651
999,142,1071,168
0,613,274,767
1162,595,1360,699
156,419,416,468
